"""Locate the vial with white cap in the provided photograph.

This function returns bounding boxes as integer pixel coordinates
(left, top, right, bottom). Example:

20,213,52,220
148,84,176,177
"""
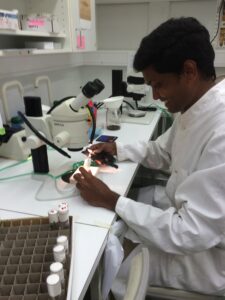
46,273,62,299
53,244,66,263
58,202,69,228
57,235,69,253
50,262,65,284
48,209,59,230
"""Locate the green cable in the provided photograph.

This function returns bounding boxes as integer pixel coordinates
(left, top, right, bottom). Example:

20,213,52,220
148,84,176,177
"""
0,171,60,181
0,172,33,181
0,157,32,173
0,170,68,182
0,127,5,135
0,159,99,182
56,160,98,180
0,147,67,181
155,104,173,120
0,146,54,174
53,161,85,179
155,104,174,126
0,142,99,182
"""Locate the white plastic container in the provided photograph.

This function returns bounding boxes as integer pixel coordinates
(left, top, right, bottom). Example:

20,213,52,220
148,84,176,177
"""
25,41,62,50
0,9,19,30
21,14,52,32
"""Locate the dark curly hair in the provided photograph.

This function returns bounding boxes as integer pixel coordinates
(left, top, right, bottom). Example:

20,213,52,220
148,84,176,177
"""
133,17,216,80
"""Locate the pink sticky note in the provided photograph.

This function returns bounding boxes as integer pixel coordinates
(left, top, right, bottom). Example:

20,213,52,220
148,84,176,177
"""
77,35,86,49
28,20,45,27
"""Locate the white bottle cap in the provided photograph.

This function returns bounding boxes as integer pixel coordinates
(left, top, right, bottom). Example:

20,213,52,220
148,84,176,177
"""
48,209,58,224
57,235,68,251
46,274,61,297
58,206,69,223
58,201,68,209
50,262,64,282
53,244,66,262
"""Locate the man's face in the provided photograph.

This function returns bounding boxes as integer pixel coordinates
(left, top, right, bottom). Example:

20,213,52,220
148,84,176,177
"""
143,65,193,113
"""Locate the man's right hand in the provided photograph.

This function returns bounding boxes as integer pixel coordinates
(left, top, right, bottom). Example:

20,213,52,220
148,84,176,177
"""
87,142,117,156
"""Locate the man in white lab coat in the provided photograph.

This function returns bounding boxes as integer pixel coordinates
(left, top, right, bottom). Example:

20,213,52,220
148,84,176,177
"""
74,17,225,295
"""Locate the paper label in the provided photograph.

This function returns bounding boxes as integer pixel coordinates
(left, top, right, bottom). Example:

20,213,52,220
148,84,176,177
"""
77,35,86,49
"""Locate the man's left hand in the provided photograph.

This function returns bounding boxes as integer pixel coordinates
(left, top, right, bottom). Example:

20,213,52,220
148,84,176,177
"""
73,167,119,211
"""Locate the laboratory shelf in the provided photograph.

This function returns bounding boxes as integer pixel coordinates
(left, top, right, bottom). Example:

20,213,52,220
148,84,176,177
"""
0,0,97,57
0,49,71,57
0,29,66,38
27,49,71,55
0,0,72,55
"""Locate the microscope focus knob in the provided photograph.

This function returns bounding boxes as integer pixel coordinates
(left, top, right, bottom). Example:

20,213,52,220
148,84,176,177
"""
26,135,44,149
54,131,70,148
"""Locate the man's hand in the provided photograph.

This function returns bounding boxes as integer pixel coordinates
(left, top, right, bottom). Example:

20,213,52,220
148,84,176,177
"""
73,167,120,211
87,142,117,156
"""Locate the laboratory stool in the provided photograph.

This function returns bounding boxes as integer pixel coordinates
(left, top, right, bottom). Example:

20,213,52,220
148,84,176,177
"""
122,247,223,300
123,247,150,300
120,241,225,300
90,245,150,300
146,286,225,300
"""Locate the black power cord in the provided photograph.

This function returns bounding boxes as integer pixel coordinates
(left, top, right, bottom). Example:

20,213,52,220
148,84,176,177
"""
18,111,71,158
87,105,96,144
47,96,75,114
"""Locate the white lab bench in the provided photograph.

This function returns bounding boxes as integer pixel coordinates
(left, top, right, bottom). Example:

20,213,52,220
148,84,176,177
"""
0,109,161,299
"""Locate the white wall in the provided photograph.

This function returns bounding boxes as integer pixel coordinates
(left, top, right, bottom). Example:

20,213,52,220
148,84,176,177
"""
0,68,82,123
89,0,225,106
96,3,149,50
96,0,218,50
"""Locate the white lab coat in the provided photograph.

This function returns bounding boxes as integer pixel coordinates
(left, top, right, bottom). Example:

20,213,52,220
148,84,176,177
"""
115,79,225,295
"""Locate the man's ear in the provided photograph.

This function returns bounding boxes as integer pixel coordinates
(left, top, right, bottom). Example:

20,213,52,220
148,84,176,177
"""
182,60,198,82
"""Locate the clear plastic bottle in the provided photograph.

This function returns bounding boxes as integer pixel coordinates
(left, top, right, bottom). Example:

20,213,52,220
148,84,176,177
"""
106,108,121,130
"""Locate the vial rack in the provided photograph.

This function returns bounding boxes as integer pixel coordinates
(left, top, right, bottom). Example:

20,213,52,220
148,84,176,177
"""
0,216,72,300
